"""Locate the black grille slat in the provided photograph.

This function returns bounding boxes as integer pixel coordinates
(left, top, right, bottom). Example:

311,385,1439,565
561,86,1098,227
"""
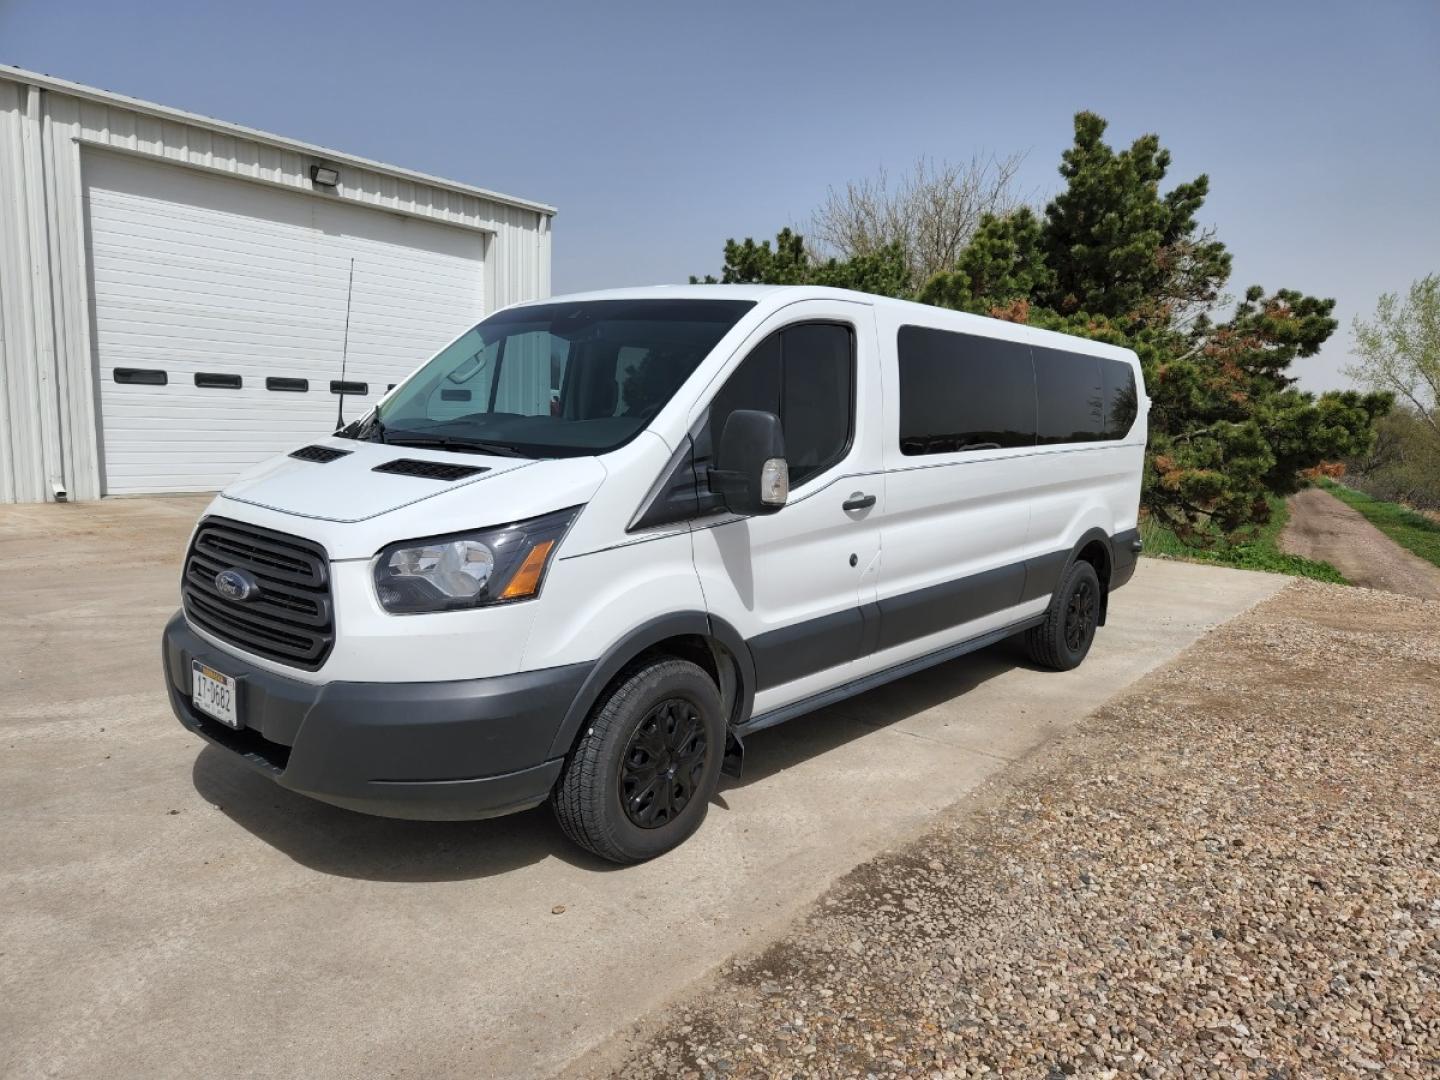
184,560,329,628
186,593,324,659
372,458,489,481
182,517,333,670
289,444,350,463
186,546,322,609
193,525,326,588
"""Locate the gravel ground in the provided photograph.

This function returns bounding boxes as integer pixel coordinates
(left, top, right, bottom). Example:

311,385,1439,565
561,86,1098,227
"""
1280,488,1440,600
585,581,1440,1079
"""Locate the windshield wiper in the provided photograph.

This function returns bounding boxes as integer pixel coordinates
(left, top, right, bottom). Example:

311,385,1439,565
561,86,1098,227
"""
383,434,529,458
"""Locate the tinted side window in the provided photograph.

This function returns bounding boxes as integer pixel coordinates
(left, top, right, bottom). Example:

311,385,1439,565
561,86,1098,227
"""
781,324,854,484
706,323,854,487
896,326,1036,455
1033,347,1104,445
1101,358,1138,439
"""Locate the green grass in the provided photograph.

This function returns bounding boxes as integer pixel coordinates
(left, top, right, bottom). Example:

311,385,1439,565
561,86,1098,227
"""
1316,477,1440,571
1139,494,1348,583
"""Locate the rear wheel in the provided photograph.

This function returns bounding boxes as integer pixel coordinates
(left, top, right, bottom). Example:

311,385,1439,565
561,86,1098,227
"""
1025,559,1102,671
553,657,724,864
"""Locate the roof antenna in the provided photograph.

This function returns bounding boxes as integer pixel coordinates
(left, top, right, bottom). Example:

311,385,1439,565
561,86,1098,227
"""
335,257,356,431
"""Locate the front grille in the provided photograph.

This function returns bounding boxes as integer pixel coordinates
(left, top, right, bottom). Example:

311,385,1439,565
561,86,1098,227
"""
372,458,488,481
182,517,334,670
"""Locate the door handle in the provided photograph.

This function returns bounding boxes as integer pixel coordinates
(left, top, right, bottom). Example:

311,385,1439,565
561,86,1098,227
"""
842,492,876,512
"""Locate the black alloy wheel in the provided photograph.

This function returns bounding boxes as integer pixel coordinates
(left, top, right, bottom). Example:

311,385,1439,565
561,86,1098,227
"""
620,698,709,829
553,657,725,863
1024,558,1102,671
1063,575,1098,653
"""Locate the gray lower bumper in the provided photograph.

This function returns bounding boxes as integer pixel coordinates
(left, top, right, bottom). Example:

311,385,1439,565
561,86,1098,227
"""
162,611,591,820
1110,527,1142,591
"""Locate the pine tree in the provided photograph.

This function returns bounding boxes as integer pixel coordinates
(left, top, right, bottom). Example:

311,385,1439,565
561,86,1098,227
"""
1041,113,1230,321
915,114,1389,538
916,207,1053,317
695,113,1390,538
691,228,909,298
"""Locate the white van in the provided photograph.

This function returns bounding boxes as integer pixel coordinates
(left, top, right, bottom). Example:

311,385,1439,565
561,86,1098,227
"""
163,286,1146,862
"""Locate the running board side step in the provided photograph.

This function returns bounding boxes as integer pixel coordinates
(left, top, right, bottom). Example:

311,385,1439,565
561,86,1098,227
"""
736,613,1046,739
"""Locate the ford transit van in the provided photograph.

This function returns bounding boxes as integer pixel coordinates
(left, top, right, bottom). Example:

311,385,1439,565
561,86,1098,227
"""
162,286,1147,862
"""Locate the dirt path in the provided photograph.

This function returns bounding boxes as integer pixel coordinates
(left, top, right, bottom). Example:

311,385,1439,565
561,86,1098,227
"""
1280,486,1440,600
580,581,1440,1079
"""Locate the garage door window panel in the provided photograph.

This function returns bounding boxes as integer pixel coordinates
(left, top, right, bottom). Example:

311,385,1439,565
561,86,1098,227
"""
195,373,243,389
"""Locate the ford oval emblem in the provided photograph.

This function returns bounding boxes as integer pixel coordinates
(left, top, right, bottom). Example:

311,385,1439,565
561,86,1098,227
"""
215,567,260,602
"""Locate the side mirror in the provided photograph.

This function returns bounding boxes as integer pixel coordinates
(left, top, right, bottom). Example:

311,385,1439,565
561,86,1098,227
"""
708,409,788,516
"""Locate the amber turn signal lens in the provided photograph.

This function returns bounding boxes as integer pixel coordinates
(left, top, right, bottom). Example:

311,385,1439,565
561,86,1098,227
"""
499,539,555,600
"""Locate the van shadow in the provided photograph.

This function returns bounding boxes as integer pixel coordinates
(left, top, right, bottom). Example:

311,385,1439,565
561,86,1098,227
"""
722,636,1036,793
190,748,613,882
191,638,1037,883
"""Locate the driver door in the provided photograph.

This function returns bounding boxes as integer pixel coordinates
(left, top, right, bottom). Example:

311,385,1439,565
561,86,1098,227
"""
689,300,883,717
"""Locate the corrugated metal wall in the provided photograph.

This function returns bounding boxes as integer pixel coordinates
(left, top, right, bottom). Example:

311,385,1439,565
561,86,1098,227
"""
0,67,553,503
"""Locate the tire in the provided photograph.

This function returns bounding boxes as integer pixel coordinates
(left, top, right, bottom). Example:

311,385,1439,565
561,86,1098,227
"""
552,657,725,864
1025,559,1102,671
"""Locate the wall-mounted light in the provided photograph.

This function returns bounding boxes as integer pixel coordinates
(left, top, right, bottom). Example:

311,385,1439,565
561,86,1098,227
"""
310,164,340,188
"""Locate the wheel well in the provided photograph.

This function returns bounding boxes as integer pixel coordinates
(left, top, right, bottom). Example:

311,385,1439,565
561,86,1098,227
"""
1075,537,1112,588
1074,536,1113,624
549,612,758,764
632,634,719,686
608,634,744,728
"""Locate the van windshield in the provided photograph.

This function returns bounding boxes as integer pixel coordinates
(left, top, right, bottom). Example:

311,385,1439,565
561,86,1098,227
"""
347,299,755,458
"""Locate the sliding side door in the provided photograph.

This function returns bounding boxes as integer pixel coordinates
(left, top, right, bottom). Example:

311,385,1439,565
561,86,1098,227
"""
862,313,1044,672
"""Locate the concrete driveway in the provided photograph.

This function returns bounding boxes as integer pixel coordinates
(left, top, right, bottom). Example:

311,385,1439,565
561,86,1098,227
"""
1,498,1286,1079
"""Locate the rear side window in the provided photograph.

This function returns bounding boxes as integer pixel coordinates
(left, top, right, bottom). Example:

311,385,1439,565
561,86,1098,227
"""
1101,358,1138,438
706,322,854,487
1033,347,1104,444
896,326,1035,455
1036,348,1100,446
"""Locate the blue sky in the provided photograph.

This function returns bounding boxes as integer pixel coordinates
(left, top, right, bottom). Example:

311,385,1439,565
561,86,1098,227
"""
4,0,1436,391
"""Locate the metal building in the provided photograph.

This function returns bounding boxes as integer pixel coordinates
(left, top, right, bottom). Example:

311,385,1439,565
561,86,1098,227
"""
0,64,554,503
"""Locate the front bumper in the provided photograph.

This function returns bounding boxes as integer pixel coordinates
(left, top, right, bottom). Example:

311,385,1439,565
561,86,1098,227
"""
162,611,590,820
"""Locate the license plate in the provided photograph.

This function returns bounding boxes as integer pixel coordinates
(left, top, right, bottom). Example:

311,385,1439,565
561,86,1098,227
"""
191,661,240,729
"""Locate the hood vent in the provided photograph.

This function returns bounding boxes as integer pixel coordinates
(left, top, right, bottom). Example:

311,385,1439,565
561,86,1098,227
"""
289,445,351,464
372,458,490,481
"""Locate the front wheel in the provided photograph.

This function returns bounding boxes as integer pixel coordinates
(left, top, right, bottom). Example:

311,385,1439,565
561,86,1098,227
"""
553,657,724,864
1025,559,1102,671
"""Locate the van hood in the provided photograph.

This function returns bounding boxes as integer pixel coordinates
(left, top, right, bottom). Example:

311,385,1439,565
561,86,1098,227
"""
221,439,594,524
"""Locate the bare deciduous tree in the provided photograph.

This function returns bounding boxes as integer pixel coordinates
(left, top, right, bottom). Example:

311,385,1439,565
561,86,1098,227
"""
809,153,1026,288
1346,274,1440,440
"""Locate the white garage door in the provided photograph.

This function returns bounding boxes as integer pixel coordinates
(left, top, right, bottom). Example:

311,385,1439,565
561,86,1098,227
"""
84,152,486,494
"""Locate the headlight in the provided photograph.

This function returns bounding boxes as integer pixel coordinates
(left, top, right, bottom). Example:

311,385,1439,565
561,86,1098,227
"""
373,506,579,614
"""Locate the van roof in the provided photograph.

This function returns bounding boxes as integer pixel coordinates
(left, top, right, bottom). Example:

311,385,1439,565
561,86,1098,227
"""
510,285,1139,362
510,284,810,305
